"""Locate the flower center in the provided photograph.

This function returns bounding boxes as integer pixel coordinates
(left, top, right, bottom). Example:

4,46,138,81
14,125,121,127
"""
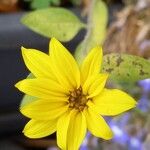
68,86,90,111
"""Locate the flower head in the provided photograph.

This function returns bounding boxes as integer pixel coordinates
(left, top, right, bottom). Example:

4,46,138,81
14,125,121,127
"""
15,38,136,150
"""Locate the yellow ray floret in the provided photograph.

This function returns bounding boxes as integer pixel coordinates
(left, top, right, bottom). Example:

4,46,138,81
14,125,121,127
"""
15,37,137,150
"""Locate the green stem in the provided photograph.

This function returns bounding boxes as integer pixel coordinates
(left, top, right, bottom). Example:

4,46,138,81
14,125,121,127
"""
81,0,96,55
75,0,108,64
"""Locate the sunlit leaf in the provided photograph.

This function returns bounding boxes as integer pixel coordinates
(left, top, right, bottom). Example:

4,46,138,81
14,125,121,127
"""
102,53,150,83
21,8,85,42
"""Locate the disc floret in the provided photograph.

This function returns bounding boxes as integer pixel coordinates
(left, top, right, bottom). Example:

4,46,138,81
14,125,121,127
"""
68,86,90,111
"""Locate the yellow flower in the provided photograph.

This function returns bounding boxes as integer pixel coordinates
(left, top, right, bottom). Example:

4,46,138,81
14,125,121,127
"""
15,38,136,150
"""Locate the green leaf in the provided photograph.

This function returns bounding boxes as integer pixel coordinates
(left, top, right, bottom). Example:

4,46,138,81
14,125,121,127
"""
71,0,81,6
20,73,37,107
50,0,61,6
30,0,61,9
21,8,86,42
102,53,150,84
75,0,108,64
31,0,50,9
21,94,37,107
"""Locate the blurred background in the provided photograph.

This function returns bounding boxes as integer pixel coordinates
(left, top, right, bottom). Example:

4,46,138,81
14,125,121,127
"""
0,0,150,150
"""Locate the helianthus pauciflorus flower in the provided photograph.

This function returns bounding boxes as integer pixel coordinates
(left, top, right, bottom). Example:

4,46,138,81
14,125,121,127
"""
15,38,136,150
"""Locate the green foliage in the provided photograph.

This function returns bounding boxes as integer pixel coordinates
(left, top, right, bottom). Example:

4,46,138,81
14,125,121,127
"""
24,0,61,9
71,0,81,6
102,53,150,84
75,0,108,64
31,0,51,9
21,94,37,107
21,8,85,42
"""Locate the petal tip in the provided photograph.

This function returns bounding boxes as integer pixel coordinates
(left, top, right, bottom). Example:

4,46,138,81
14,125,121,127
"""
21,46,27,53
23,132,34,139
15,80,25,90
21,46,26,49
15,81,21,89
20,107,24,114
49,37,60,53
51,37,59,44
102,128,114,140
21,46,29,58
20,106,29,118
22,128,26,133
105,133,114,140
129,96,137,107
134,100,138,107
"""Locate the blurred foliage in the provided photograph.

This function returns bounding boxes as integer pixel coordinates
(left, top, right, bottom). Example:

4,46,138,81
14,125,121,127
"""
23,0,82,9
24,0,61,9
71,0,81,6
21,8,85,41
102,53,150,84
75,0,108,64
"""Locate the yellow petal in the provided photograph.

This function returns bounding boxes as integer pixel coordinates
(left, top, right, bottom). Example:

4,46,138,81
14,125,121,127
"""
15,78,69,99
49,38,80,90
92,89,137,116
80,46,102,85
83,73,108,97
57,110,71,150
21,47,56,79
67,110,86,150
20,100,68,120
84,107,113,140
23,119,57,138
